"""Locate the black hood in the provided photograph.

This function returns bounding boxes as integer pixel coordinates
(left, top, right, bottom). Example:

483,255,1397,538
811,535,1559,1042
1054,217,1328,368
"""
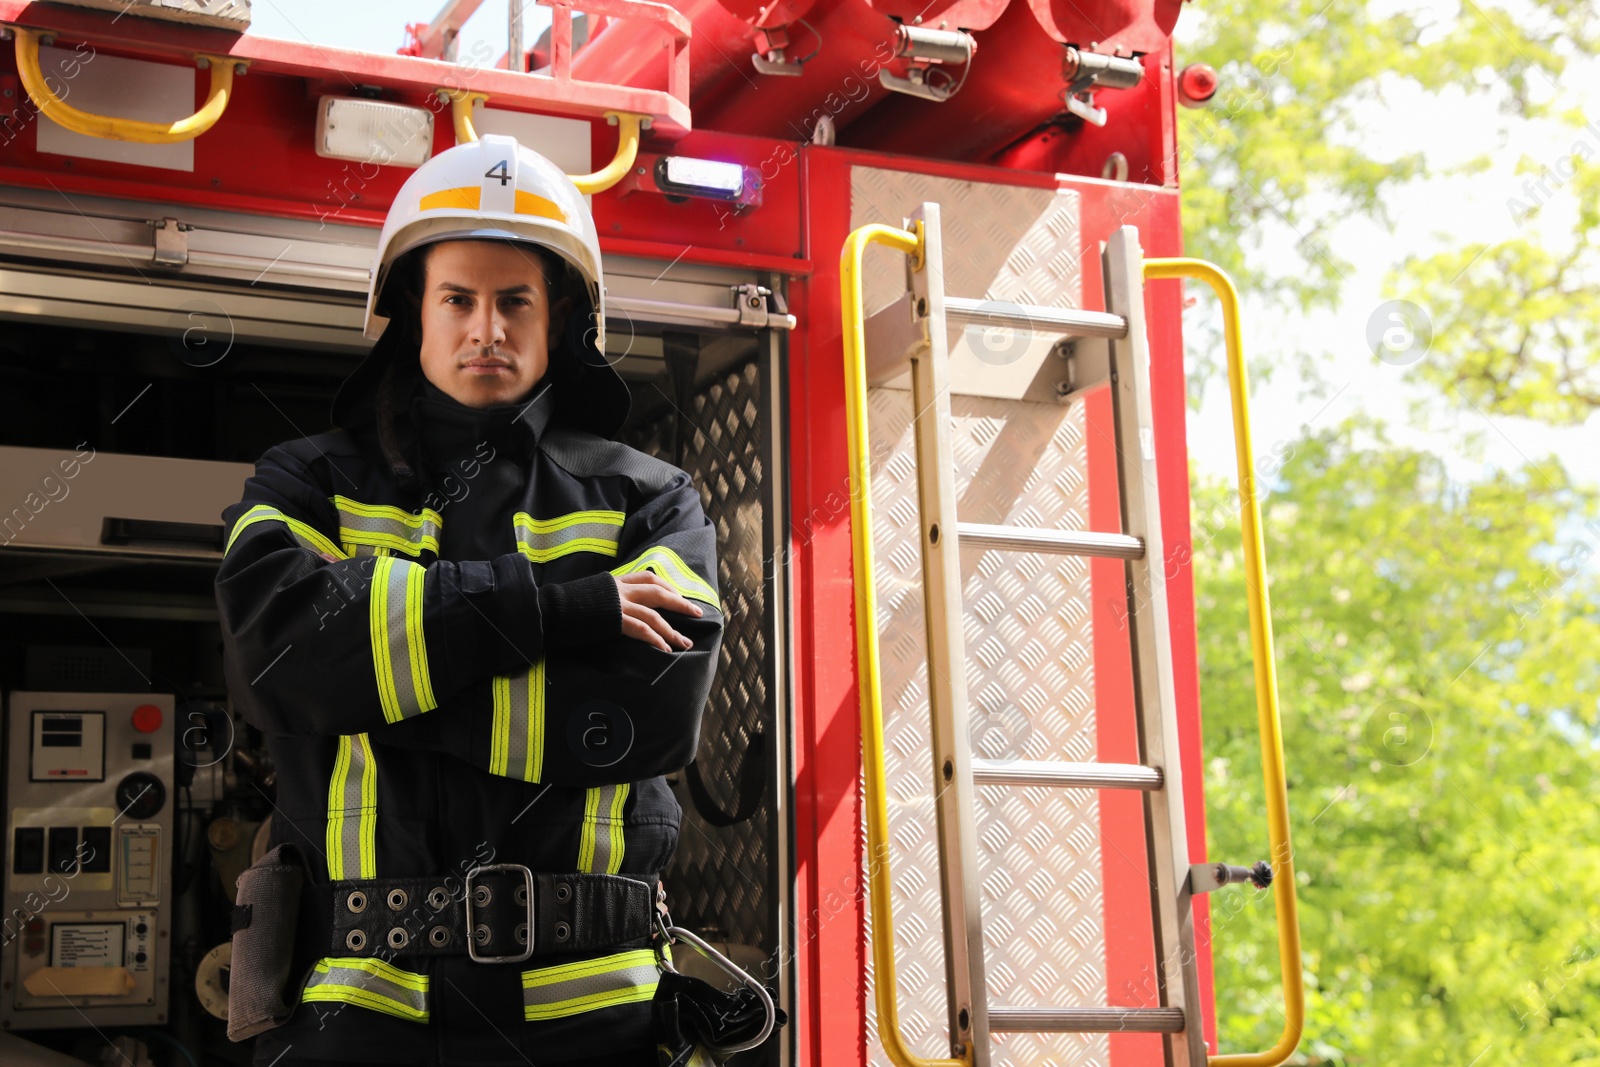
330,299,632,483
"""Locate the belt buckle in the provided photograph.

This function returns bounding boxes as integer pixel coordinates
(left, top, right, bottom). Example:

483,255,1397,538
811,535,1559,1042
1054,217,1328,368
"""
464,863,535,964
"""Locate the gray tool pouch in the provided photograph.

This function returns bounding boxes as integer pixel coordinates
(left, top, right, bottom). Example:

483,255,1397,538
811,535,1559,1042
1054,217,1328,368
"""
226,842,307,1042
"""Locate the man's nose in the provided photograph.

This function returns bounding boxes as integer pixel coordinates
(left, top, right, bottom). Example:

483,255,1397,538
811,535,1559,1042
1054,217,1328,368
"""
469,303,507,348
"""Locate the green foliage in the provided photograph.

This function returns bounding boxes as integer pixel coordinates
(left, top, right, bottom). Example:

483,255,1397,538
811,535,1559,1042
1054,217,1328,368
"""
1397,156,1600,425
1194,420,1600,1064
1174,0,1600,418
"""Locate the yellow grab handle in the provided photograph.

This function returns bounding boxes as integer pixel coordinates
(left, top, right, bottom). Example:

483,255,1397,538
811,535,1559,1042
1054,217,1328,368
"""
840,221,968,1067
11,26,236,144
440,98,645,197
437,88,489,145
569,111,647,195
1143,258,1305,1067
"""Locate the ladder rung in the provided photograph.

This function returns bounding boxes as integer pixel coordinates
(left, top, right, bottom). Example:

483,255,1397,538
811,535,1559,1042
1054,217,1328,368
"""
945,296,1129,340
956,522,1144,560
970,758,1162,790
989,1007,1186,1034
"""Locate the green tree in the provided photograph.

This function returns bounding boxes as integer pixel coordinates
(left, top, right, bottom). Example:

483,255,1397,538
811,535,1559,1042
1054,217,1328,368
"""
1398,154,1600,425
1175,1,1600,418
1194,419,1600,1065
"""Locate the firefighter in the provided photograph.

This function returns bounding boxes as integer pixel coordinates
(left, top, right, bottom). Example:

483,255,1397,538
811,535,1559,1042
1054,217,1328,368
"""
214,135,725,1066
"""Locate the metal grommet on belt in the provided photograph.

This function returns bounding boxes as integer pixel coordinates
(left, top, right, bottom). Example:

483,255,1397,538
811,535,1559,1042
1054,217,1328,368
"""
472,884,492,907
514,883,529,906
473,924,491,946
388,927,410,950
429,925,450,947
554,881,571,903
345,929,367,951
427,886,449,910
554,921,570,942
346,890,367,914
387,888,409,911
515,922,529,946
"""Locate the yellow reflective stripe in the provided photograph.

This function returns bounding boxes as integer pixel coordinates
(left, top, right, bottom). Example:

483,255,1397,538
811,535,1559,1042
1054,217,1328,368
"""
489,660,546,782
520,948,659,1021
578,783,627,875
302,956,428,1021
514,188,566,221
610,546,720,610
527,659,545,782
491,675,510,777
226,503,347,559
405,562,436,710
420,185,480,212
513,510,625,563
331,496,442,558
370,557,437,724
325,734,376,880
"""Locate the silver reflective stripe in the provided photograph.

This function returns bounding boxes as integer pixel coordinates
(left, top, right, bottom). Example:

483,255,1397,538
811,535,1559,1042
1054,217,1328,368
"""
520,948,659,1021
332,496,443,558
513,510,625,563
301,956,429,1021
490,660,545,782
370,556,437,724
325,734,376,880
578,783,628,875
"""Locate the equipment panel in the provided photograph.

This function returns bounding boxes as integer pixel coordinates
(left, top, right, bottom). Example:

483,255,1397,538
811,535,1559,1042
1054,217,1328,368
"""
2,692,174,1030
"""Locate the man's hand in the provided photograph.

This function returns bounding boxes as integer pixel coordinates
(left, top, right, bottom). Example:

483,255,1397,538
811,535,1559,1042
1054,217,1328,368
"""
616,572,705,652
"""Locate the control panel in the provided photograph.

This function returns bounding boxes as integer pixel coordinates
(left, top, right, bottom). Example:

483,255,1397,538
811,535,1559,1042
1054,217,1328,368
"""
2,692,174,1029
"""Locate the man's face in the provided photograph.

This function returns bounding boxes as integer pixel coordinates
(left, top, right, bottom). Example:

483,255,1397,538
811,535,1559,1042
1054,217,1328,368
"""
416,240,570,408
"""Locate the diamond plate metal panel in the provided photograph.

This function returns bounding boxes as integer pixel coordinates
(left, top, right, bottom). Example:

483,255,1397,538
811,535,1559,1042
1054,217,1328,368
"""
852,167,1108,1067
852,168,1083,401
624,359,776,980
850,169,1083,316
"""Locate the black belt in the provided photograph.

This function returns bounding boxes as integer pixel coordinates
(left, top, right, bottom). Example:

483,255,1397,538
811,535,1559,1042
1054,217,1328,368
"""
295,864,659,964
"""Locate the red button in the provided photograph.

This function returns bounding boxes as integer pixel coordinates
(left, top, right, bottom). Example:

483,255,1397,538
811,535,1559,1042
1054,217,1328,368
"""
132,703,163,734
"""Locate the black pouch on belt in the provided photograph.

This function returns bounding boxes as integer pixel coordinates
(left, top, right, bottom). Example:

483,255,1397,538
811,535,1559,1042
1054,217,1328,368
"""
226,842,308,1042
652,970,787,1065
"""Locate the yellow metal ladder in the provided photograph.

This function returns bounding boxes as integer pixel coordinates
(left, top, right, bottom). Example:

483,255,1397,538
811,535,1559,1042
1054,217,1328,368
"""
840,202,1304,1067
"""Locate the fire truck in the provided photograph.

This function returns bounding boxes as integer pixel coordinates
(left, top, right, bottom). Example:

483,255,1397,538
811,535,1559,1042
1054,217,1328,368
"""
0,0,1303,1065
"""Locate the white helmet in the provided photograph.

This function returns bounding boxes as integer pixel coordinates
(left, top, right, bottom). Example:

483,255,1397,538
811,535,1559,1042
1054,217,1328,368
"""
364,133,605,348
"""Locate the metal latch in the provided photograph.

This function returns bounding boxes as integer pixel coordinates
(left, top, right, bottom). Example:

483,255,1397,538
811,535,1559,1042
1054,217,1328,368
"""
151,217,188,269
734,283,773,327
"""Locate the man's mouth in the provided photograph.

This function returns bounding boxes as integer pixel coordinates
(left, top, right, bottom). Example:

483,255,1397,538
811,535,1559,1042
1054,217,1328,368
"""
463,356,512,373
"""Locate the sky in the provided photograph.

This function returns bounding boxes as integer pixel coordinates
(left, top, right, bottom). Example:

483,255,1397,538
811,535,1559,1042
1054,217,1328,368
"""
247,0,1598,486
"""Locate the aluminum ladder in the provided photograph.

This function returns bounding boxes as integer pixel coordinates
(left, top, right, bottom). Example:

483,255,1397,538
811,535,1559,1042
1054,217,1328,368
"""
839,202,1304,1067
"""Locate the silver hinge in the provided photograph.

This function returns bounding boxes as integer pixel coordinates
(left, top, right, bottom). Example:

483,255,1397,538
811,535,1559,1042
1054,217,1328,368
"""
151,218,189,269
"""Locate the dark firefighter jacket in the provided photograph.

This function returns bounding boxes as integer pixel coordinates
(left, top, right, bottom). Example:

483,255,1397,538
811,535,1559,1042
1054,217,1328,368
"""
214,364,723,1066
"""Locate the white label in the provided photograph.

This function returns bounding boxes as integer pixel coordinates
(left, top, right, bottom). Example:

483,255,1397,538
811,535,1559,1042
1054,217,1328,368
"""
51,922,124,967
35,45,196,172
117,826,162,905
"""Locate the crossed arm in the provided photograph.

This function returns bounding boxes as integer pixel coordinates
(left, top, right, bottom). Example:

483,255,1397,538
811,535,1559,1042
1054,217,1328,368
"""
213,443,723,784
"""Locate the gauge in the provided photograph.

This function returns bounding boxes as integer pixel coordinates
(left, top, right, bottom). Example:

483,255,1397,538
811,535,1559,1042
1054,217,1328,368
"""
115,772,166,820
